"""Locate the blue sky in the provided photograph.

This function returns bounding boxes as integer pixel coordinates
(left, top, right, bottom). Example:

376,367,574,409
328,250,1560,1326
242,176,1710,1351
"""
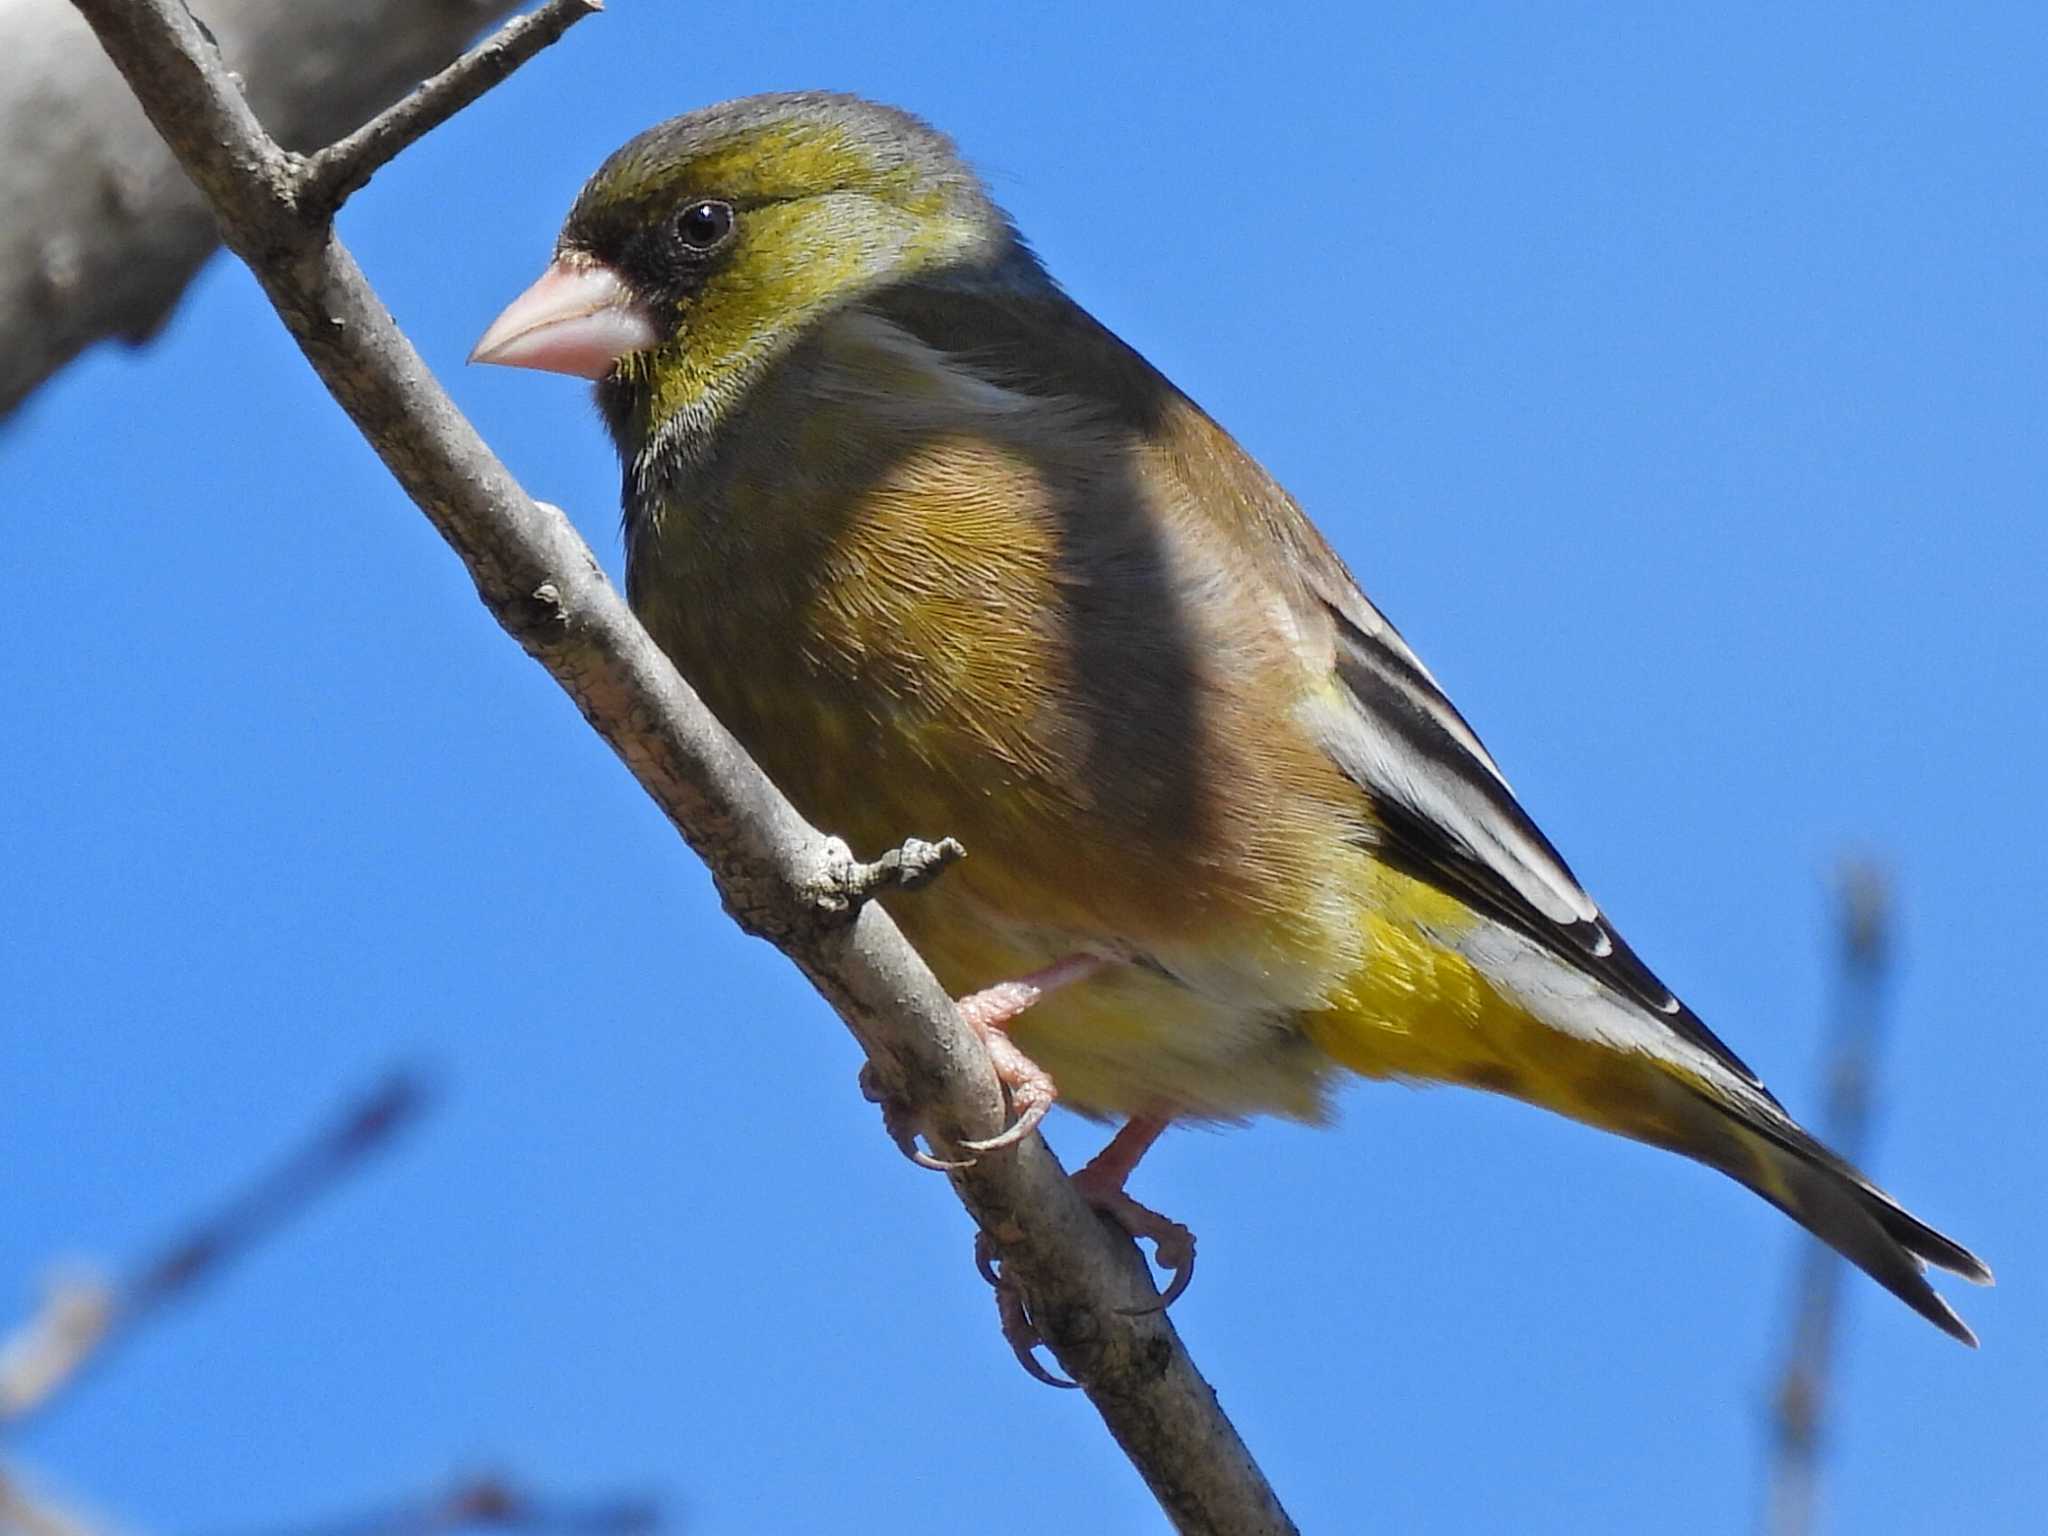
5,3,2042,1531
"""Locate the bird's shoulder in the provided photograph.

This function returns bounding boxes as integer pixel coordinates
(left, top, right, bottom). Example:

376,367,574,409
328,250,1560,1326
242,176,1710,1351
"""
856,280,1362,640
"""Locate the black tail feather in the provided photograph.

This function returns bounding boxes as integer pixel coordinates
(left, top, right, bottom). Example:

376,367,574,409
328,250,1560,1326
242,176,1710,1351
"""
1655,1075,1989,1345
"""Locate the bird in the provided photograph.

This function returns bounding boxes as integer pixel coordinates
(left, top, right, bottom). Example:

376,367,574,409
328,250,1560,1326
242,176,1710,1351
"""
471,90,1989,1354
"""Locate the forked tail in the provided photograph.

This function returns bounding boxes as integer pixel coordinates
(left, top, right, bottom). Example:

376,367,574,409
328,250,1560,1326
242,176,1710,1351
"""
1649,1070,1991,1345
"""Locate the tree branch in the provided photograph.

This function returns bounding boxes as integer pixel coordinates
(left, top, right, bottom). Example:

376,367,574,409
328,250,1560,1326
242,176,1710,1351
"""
1764,860,1895,1536
65,2,1294,1531
0,1077,663,1536
221,1472,661,1536
0,1465,110,1536
0,1070,432,1432
0,0,535,422
298,0,602,216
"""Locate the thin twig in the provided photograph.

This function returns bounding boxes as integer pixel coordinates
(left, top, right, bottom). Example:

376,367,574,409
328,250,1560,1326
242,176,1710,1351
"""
0,1070,431,1432
0,1272,113,1427
1763,860,1893,1536
203,1471,661,1536
299,0,603,215
66,3,1294,1531
824,835,967,909
0,0,541,421
122,1069,432,1317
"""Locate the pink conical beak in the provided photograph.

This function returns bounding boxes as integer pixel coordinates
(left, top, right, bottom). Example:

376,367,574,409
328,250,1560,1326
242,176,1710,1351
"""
469,258,662,379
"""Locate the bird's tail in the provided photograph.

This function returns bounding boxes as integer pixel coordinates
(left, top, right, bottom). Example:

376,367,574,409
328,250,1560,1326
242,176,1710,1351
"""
1307,899,1990,1341
1640,1067,1992,1345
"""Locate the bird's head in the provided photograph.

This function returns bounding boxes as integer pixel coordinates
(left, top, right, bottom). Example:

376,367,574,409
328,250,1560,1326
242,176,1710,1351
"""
472,92,1037,450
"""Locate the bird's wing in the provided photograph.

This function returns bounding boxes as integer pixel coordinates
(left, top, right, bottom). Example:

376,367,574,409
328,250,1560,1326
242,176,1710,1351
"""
1286,525,1767,1089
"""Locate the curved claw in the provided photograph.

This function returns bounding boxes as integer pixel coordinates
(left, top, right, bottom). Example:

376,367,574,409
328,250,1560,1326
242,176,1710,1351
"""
958,1085,1053,1154
859,1061,974,1171
1076,1186,1197,1316
1012,1338,1081,1390
957,1024,1057,1154
1119,1234,1196,1315
975,1232,1079,1390
1155,1239,1197,1308
975,1232,1005,1291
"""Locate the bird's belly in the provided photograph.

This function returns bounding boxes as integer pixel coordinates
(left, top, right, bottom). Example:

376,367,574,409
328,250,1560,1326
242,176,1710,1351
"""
914,923,1337,1122
694,654,1359,1119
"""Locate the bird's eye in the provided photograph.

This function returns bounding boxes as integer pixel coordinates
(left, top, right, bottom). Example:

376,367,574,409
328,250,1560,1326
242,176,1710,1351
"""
674,200,736,252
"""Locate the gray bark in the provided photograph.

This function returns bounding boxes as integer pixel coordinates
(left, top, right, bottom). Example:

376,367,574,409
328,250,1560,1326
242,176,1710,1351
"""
0,0,521,420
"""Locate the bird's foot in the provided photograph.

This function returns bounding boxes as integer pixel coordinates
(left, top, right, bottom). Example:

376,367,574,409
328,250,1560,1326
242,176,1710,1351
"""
978,1115,1193,1385
864,955,1102,1167
954,1014,1059,1153
975,1229,1079,1389
1069,1115,1195,1309
955,953,1102,1151
1071,1178,1197,1312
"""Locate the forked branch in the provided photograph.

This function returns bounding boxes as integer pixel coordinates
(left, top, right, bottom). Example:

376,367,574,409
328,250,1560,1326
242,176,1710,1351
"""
64,2,1295,1531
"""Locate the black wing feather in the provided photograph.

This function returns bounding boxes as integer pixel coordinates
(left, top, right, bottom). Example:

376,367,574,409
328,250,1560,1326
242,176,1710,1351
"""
1320,600,1769,1091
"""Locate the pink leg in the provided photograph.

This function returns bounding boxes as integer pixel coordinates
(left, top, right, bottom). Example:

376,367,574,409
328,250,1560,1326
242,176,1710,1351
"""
1071,1116,1196,1309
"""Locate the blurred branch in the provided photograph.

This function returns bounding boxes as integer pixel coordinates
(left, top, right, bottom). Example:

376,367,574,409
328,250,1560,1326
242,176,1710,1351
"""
0,0,536,422
207,1473,661,1536
1,1084,666,1536
0,1274,113,1431
122,1071,429,1319
0,1465,663,1536
1764,859,1893,1536
65,3,1295,1531
0,1071,430,1431
0,1465,112,1536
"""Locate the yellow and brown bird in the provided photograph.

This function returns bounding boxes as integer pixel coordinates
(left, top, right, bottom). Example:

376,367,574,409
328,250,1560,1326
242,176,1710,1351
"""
473,91,1988,1345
